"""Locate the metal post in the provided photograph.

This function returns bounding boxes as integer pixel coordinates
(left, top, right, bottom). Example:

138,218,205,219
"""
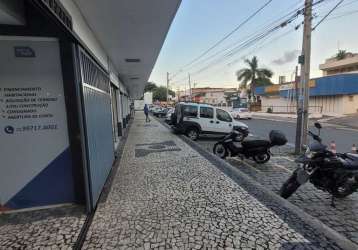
295,0,312,153
166,72,169,103
294,66,299,110
301,0,312,147
188,73,192,102
295,65,302,154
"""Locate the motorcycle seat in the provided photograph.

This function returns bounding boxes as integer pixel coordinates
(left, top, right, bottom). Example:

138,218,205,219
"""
241,140,271,149
344,153,358,169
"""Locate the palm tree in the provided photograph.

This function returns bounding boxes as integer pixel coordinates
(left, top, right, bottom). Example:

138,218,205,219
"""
236,56,273,101
336,50,347,60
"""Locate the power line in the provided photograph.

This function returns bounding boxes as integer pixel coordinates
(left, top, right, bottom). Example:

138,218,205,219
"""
169,0,274,79
313,0,345,30
178,5,303,74
171,0,331,85
187,14,301,77
328,9,358,19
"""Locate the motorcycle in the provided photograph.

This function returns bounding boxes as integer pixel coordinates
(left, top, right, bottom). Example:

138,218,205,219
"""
280,122,358,206
213,126,287,164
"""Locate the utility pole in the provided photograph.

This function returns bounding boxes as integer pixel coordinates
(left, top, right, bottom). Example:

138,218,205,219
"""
295,0,312,153
294,65,302,154
188,73,192,102
294,66,299,109
301,0,312,147
166,72,169,103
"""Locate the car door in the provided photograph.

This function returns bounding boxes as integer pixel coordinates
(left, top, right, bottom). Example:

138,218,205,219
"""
198,106,215,132
214,108,233,133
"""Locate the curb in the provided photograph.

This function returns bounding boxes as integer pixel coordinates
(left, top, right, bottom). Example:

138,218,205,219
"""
156,117,357,250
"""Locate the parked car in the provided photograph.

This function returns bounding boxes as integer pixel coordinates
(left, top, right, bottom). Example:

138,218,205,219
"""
149,105,159,113
171,102,248,140
153,107,168,117
165,108,175,124
230,108,252,120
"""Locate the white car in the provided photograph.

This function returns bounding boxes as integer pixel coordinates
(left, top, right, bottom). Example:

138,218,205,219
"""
172,102,248,140
165,108,175,124
231,108,252,120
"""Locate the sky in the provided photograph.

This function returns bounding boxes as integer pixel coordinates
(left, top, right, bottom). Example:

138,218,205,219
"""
149,0,358,90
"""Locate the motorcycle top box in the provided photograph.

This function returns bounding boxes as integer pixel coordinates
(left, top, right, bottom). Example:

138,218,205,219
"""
269,130,287,146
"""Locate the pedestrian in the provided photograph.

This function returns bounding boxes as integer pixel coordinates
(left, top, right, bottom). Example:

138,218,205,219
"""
144,104,150,122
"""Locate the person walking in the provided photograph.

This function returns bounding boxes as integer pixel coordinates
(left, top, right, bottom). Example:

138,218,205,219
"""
144,104,150,122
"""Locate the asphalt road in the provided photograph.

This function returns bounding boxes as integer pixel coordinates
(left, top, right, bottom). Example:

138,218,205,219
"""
240,118,358,153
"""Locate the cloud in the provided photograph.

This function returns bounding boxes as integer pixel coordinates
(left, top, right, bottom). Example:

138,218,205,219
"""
272,50,300,65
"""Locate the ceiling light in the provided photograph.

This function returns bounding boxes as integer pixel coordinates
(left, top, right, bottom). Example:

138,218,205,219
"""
125,58,141,63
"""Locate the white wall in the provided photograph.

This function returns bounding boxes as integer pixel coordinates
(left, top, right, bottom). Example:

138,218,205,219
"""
60,0,123,94
260,96,296,113
59,0,108,68
342,95,358,114
144,92,153,105
260,95,358,116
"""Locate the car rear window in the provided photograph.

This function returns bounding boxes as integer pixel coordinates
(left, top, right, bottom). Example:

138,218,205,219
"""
183,105,198,117
200,107,214,119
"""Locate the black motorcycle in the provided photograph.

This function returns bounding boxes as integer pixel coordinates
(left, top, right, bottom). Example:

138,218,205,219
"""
213,126,287,164
280,122,358,206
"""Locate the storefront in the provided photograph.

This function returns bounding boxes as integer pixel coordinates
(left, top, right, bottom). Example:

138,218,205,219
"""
0,0,181,212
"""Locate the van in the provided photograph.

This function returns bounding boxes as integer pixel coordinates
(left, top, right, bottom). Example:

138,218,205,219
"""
172,102,248,140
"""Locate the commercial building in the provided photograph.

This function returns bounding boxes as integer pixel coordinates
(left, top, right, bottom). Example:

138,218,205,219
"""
0,0,181,212
254,52,358,116
319,52,358,76
255,73,358,116
179,87,237,106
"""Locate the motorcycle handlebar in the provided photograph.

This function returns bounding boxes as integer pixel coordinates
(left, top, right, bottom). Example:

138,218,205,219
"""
308,130,322,143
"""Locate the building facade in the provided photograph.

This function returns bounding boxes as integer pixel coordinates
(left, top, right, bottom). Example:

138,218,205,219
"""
0,0,181,212
179,87,237,106
319,52,358,76
255,74,358,116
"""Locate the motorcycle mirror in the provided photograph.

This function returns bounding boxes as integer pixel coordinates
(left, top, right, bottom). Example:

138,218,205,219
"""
314,122,322,129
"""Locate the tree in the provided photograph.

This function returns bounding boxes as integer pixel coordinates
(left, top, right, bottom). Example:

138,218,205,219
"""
236,56,273,101
152,86,175,101
256,77,273,87
144,82,158,92
336,50,347,60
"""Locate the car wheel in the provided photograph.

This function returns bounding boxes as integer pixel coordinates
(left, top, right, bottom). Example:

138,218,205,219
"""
186,127,199,141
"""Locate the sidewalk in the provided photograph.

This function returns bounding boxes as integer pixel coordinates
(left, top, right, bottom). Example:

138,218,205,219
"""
82,113,344,249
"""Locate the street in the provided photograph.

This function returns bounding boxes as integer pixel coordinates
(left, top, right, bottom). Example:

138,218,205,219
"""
156,116,358,246
244,118,358,153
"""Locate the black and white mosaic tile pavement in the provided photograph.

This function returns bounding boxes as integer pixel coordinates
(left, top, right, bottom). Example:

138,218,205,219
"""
83,114,342,250
0,205,85,249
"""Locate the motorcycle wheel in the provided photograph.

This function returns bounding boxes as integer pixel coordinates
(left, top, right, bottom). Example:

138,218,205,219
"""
333,180,356,198
252,153,270,164
280,170,301,199
213,143,228,159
